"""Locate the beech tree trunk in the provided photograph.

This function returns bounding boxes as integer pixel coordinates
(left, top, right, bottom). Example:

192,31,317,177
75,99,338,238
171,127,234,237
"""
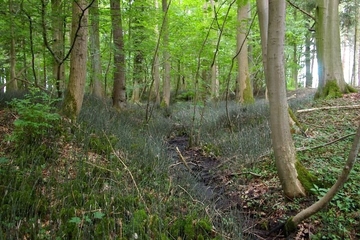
111,0,127,110
315,0,346,96
51,0,65,97
8,0,18,92
131,0,145,103
236,1,253,103
62,0,88,120
256,0,268,98
266,0,306,198
305,22,313,88
162,0,170,107
89,0,104,98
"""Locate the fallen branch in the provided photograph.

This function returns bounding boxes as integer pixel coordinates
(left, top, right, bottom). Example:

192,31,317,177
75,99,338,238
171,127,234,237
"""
175,147,194,174
297,105,360,113
296,133,356,152
281,122,360,236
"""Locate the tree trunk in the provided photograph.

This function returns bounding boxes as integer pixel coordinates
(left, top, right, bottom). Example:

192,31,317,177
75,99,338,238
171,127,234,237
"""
111,0,127,110
351,1,360,87
236,1,253,103
162,0,170,107
51,0,65,97
266,0,306,198
131,0,146,103
62,0,88,120
315,0,346,97
305,22,313,88
89,0,104,98
8,0,18,92
256,0,268,99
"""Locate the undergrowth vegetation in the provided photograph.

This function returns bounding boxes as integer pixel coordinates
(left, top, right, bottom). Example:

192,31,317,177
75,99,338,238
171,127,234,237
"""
0,89,360,239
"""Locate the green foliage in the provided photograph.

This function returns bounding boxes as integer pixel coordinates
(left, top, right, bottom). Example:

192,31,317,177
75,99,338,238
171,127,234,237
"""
7,88,61,146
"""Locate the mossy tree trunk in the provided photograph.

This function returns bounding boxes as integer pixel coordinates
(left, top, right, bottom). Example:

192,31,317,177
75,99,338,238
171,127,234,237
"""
266,0,306,198
285,123,360,235
315,0,349,98
236,1,254,104
62,0,88,120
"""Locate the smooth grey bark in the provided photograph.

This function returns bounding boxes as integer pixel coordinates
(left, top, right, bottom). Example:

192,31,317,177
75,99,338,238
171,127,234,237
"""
111,0,127,110
89,0,104,98
315,0,346,93
8,0,18,91
256,0,268,98
162,0,171,107
51,0,65,97
266,0,306,198
236,1,253,103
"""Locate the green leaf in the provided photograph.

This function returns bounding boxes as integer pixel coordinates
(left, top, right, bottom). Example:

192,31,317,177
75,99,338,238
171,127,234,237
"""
69,217,81,224
93,211,105,219
0,157,9,164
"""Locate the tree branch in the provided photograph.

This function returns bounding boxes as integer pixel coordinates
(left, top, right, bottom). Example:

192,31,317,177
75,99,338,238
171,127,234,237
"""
297,105,360,113
296,133,356,152
286,0,315,21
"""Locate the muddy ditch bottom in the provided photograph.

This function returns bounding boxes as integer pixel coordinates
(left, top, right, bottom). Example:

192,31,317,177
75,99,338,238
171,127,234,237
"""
166,134,295,239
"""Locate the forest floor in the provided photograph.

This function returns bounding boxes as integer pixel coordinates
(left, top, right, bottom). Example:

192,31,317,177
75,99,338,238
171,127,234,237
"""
168,88,360,239
0,88,360,239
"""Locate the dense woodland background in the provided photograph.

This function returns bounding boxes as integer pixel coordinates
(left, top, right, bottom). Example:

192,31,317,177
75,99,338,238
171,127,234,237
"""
1,0,360,239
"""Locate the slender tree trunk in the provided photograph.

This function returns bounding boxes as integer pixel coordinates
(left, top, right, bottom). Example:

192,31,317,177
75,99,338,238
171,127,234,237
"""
162,0,171,107
62,0,88,120
236,1,253,103
305,23,313,88
256,0,268,99
89,0,104,98
266,0,306,198
351,0,360,87
315,0,346,97
209,0,219,100
51,0,65,97
211,64,219,99
8,0,18,92
111,0,127,110
153,52,161,105
131,0,145,103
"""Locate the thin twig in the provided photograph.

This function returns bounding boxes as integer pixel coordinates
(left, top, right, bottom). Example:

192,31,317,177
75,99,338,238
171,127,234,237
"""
84,161,114,173
175,147,194,174
296,133,356,152
177,185,204,205
104,132,149,213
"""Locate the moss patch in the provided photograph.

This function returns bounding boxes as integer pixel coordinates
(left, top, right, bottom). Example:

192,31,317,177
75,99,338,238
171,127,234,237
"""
345,84,358,94
295,161,319,193
314,80,342,100
243,77,255,104
284,217,297,236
